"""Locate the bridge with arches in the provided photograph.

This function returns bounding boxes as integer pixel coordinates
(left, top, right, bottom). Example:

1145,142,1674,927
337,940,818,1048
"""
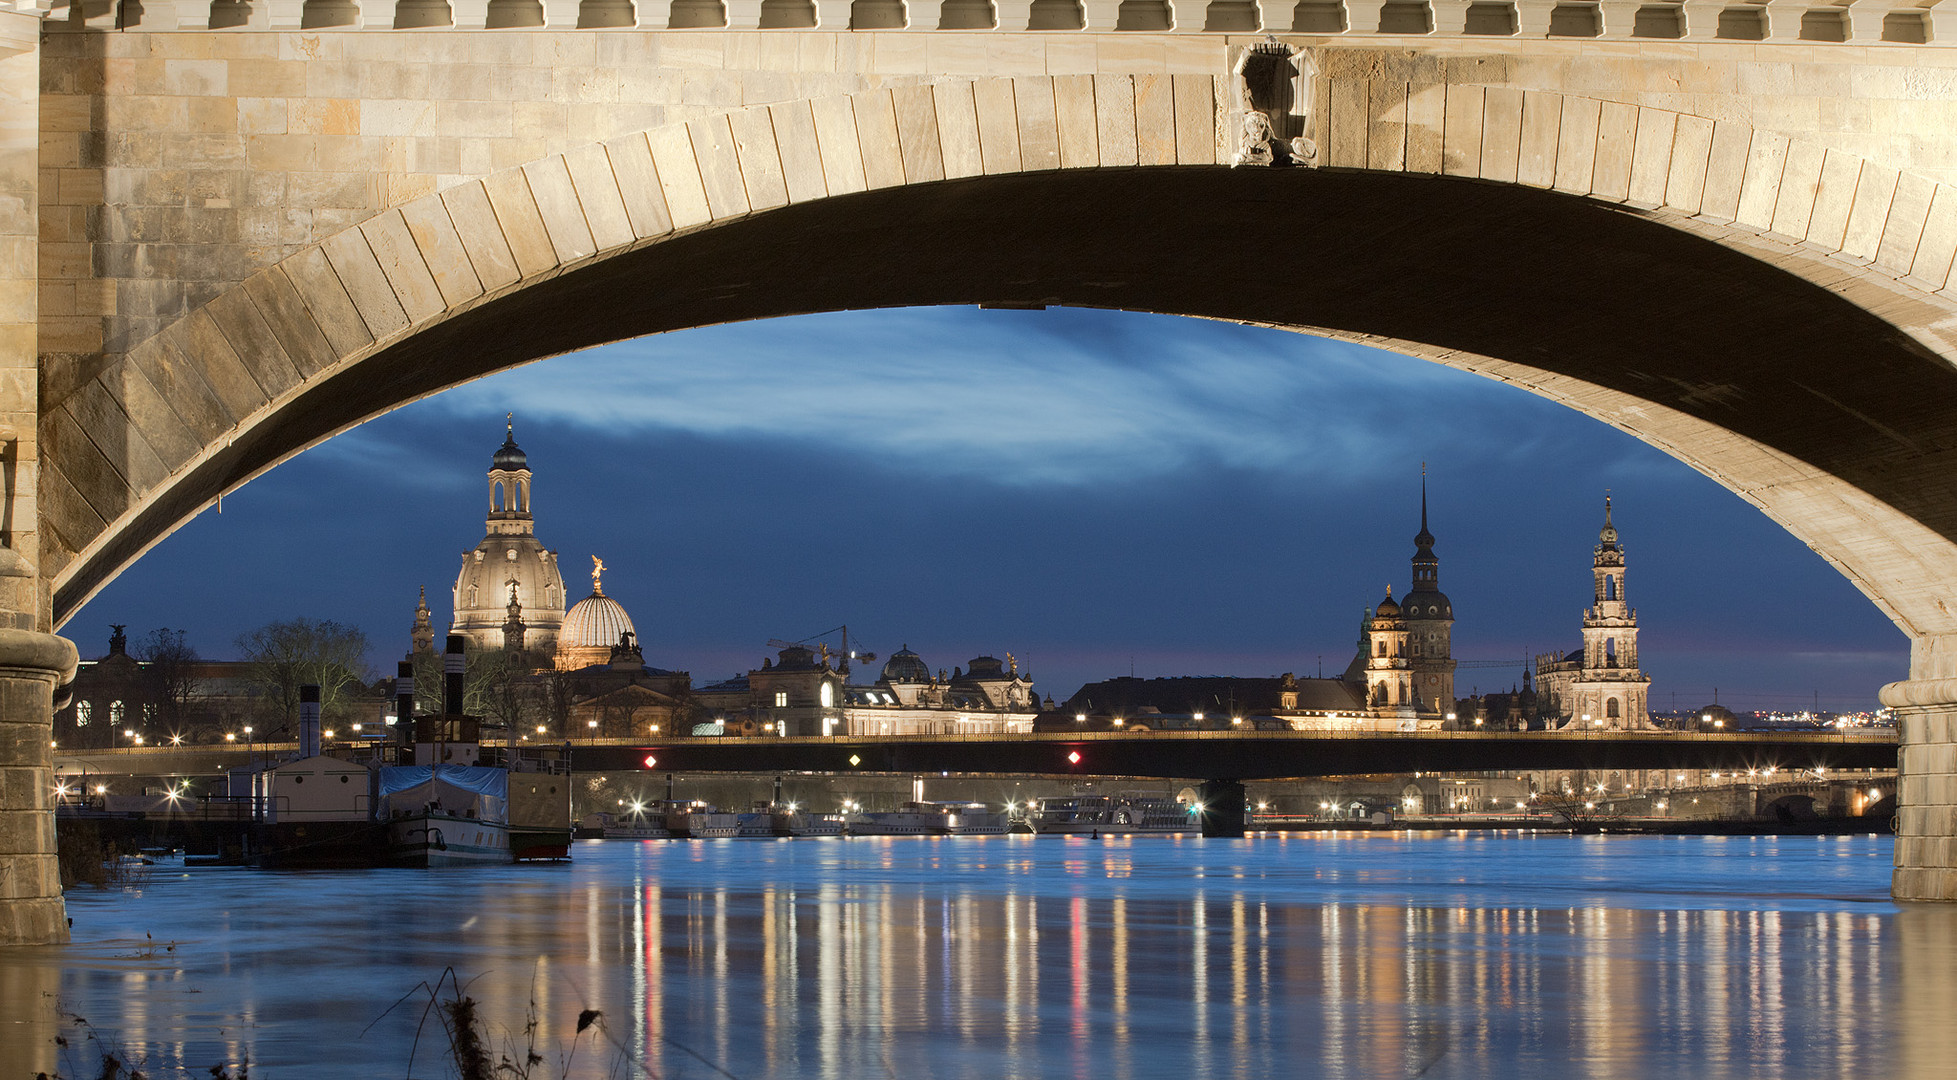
3,5,1957,940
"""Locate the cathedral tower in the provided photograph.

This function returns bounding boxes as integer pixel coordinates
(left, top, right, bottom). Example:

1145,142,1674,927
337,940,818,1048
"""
1564,496,1652,730
451,419,568,654
1402,474,1457,716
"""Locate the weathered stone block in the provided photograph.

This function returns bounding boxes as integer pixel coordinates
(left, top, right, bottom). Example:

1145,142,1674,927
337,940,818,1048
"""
557,142,634,253
1734,129,1788,229
480,167,564,277
646,122,716,229
239,266,339,378
726,107,790,213
687,114,752,217
276,246,374,358
204,286,304,399
974,77,1024,174
321,229,413,343
167,308,271,422
1012,77,1060,172
850,89,906,190
96,360,199,472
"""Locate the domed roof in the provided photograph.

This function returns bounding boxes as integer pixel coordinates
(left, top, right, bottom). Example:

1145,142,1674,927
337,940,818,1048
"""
1374,587,1401,618
881,646,930,684
965,655,1006,677
1403,593,1452,619
493,420,528,470
561,591,635,651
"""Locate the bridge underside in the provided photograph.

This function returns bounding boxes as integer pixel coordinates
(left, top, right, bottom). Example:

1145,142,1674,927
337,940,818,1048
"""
69,167,1957,642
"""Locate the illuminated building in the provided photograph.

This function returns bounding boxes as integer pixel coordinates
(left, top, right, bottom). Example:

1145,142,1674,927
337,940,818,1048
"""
1535,496,1655,730
449,421,568,657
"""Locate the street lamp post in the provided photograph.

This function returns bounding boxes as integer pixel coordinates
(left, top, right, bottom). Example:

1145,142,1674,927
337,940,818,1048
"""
243,724,255,819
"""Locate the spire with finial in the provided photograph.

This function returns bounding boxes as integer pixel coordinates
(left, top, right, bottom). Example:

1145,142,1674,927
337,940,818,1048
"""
1414,463,1435,551
502,580,527,653
492,413,528,472
1598,491,1619,550
412,586,435,654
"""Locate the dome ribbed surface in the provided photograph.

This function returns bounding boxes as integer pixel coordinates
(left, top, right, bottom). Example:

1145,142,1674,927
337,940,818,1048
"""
881,647,930,683
561,592,635,650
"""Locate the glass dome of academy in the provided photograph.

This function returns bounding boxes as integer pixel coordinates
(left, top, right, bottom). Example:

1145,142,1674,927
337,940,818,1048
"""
451,421,567,655
556,556,638,671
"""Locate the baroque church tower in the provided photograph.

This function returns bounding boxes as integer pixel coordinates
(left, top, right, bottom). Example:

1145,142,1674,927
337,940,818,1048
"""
1364,587,1415,718
1402,475,1457,717
1563,496,1652,730
451,419,568,654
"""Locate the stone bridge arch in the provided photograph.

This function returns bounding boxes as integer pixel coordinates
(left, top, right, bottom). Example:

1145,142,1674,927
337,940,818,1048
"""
46,74,1957,631
31,70,1957,901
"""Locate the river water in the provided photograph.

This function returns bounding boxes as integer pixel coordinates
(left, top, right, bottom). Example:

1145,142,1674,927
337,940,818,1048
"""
3,831,1950,1079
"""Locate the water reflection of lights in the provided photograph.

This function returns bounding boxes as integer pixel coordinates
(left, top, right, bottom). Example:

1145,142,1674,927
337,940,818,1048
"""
15,836,1931,1079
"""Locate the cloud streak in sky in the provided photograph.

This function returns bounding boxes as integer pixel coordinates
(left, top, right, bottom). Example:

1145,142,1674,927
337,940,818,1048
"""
412,308,1613,487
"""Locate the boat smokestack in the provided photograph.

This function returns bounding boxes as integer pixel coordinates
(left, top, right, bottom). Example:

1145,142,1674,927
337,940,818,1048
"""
299,684,321,759
396,660,414,734
445,634,467,716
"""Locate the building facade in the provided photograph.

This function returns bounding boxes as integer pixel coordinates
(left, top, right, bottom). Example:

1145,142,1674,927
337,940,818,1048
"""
1536,497,1654,730
695,643,1039,736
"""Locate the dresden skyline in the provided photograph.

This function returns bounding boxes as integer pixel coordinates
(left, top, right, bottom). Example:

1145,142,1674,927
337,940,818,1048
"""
67,305,1905,714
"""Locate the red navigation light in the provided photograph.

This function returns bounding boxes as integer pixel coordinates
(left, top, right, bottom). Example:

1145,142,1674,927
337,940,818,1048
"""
1068,751,1081,765
643,755,657,769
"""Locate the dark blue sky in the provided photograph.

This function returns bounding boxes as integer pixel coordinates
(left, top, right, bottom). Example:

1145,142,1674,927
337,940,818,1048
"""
69,306,1906,712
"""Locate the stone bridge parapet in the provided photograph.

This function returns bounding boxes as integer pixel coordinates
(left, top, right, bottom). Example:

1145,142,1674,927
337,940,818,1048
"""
37,0,1957,43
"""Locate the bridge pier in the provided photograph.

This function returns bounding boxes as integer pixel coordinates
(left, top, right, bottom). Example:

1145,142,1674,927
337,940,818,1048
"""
1887,636,1957,902
0,632,79,945
1198,779,1246,839
0,9,79,946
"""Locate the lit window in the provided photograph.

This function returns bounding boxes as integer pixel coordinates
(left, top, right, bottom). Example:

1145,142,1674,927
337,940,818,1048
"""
820,683,834,708
110,701,125,724
775,692,788,708
76,701,90,726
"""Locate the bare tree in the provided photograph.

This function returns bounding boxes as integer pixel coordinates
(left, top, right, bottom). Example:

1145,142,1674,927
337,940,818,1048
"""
136,628,202,738
474,648,535,733
537,666,576,738
235,618,372,728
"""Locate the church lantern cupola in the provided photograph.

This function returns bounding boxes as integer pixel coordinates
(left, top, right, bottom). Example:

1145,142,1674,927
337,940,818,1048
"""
451,417,568,655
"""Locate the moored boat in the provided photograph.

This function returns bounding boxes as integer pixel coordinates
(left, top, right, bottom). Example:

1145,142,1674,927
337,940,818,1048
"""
1032,793,1193,835
846,801,948,836
934,801,1011,835
1032,795,1113,835
660,799,741,838
506,755,573,860
1107,795,1194,834
380,764,513,867
771,808,847,837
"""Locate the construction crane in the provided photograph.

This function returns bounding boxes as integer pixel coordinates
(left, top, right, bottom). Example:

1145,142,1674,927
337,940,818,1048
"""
764,625,876,678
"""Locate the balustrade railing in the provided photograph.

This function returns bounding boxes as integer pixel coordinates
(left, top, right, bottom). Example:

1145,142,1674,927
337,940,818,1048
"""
38,0,1957,43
